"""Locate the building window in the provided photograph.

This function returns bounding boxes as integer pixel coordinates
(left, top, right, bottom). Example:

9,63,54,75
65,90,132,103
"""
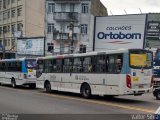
7,25,10,32
60,23,65,33
81,3,89,13
81,24,88,34
0,0,2,10
17,23,23,31
8,0,10,5
11,39,15,48
11,24,16,33
4,39,7,47
11,0,15,4
3,12,7,20
11,9,16,18
79,44,86,53
70,4,75,12
3,0,7,9
17,7,22,16
60,42,64,53
0,13,2,21
48,3,55,13
47,43,54,52
8,39,10,47
61,4,66,12
8,10,10,19
47,23,54,33
3,26,7,33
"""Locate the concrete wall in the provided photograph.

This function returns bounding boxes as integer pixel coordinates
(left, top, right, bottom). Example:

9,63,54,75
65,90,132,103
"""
25,0,45,37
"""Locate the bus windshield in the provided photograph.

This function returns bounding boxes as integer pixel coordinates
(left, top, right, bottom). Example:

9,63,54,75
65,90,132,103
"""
26,59,36,69
129,50,153,69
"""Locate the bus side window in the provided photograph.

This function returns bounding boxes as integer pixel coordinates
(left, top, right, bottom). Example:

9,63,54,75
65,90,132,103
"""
17,62,22,71
83,57,92,72
1,62,5,71
56,59,63,72
106,56,109,72
108,55,115,73
116,55,123,73
108,54,122,73
63,58,72,73
37,60,44,73
52,59,57,72
44,60,52,73
96,55,106,73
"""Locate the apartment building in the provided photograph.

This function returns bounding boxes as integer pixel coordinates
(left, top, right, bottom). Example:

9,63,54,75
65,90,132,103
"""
45,0,107,55
0,0,45,54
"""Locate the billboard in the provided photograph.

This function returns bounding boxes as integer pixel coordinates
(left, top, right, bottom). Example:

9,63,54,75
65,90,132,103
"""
146,21,160,40
17,37,45,56
94,14,147,51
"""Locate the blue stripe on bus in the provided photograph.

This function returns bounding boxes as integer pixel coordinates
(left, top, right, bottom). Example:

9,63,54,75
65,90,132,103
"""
22,60,27,73
121,53,130,74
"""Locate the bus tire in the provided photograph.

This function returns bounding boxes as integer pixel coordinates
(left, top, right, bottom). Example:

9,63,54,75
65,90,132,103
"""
155,90,160,100
11,79,16,88
45,81,51,93
81,83,91,99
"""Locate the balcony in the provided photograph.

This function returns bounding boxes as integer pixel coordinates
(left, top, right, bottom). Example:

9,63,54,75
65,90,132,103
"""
53,12,79,22
54,32,79,41
53,0,80,3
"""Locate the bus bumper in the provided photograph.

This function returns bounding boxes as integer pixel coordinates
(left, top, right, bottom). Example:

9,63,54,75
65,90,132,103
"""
125,87,152,95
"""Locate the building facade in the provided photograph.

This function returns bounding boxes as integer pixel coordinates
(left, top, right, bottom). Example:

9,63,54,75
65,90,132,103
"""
45,0,107,55
0,0,45,58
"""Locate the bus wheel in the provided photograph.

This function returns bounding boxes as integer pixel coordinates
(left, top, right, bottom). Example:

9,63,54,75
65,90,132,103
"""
155,90,160,100
81,84,91,98
11,79,16,88
45,81,51,93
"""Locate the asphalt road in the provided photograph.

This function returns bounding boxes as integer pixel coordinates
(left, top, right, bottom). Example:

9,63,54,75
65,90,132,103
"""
0,85,159,120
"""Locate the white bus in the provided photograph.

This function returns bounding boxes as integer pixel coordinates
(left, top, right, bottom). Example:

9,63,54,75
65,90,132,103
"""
0,58,36,88
36,49,153,98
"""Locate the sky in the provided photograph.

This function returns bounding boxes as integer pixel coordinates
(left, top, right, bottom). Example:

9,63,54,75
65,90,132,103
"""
100,0,160,15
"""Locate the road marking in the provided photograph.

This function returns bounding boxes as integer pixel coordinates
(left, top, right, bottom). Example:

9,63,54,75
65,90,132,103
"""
36,92,155,114
0,86,156,113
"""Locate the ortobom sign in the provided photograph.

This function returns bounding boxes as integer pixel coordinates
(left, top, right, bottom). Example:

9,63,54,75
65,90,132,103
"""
94,14,147,51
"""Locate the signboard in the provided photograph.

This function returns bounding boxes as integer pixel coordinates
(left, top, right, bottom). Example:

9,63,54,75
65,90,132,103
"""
17,37,45,56
94,14,147,51
146,21,160,40
130,54,147,66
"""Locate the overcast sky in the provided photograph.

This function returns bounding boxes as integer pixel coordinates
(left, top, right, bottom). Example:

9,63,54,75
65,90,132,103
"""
100,0,160,15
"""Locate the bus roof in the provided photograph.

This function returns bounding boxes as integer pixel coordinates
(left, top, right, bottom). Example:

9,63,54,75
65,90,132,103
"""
37,48,146,60
0,58,36,62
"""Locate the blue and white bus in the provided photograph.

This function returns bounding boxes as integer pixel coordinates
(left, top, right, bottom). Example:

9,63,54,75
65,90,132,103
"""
36,49,153,98
0,58,36,88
